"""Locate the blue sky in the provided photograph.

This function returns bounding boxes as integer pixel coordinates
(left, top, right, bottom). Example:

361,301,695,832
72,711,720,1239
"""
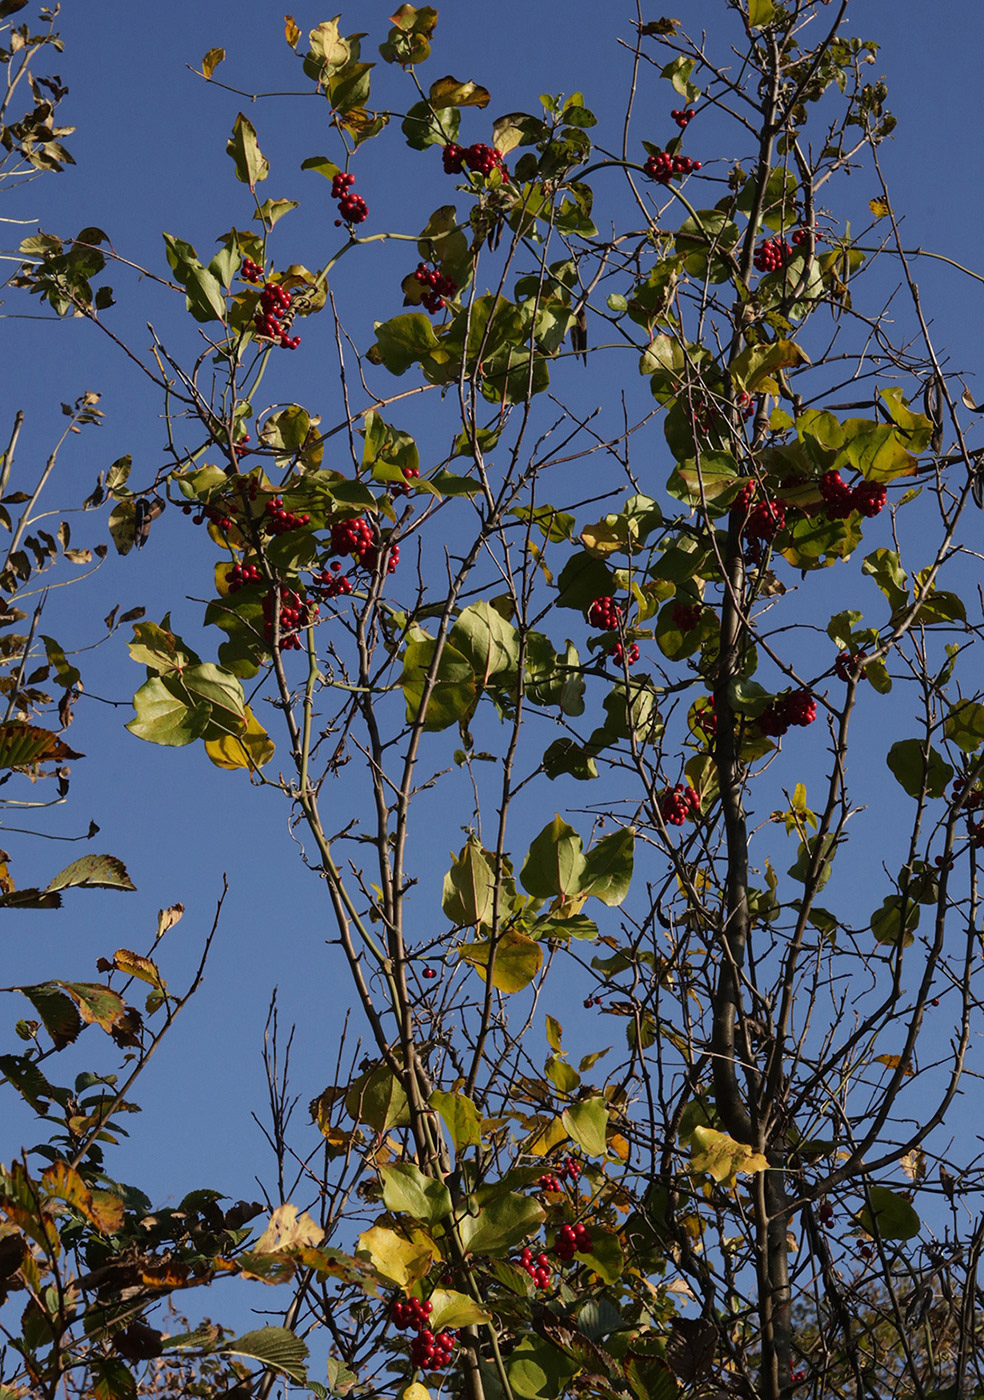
4,0,984,1353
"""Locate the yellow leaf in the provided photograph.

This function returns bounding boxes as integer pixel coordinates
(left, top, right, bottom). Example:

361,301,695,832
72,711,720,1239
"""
284,15,301,49
523,1114,569,1155
113,948,166,993
608,1132,630,1161
873,1053,913,1076
689,1126,769,1184
357,1224,435,1286
253,1203,325,1253
869,196,892,219
202,48,225,79
156,902,184,939
458,928,543,993
204,705,275,771
403,1385,432,1400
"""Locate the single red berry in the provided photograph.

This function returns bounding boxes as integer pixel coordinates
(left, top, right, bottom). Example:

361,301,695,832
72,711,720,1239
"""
423,967,437,980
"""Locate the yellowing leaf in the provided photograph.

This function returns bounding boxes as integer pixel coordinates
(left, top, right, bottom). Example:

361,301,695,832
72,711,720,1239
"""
869,196,892,219
202,47,225,79
522,1114,569,1156
204,706,275,771
253,1203,325,1254
900,1148,926,1182
689,1126,768,1184
156,902,184,939
402,1386,432,1400
357,1224,435,1286
873,1053,913,1076
458,929,543,992
112,948,166,993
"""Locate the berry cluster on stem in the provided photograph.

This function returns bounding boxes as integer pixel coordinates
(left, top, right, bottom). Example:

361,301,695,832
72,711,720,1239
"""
554,1222,592,1262
644,150,701,183
835,650,868,682
756,689,816,737
331,169,369,226
413,261,458,314
670,108,695,129
265,496,310,535
442,142,508,178
253,280,300,350
516,1248,552,1290
673,601,703,632
262,586,318,652
660,784,701,826
820,469,886,519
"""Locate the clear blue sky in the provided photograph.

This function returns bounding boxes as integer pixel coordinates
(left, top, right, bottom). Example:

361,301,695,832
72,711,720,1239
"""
3,0,984,1343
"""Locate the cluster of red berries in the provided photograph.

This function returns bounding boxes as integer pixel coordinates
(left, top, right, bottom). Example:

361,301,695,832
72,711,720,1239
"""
226,560,262,593
735,391,756,421
183,501,235,533
554,1222,592,1262
673,601,703,632
670,108,695,129
331,170,369,226
413,261,458,314
791,227,820,246
410,1329,457,1372
588,596,622,630
747,498,787,542
442,142,508,178
393,464,420,498
559,1156,581,1183
660,784,701,826
835,650,868,682
265,496,310,536
952,777,984,813
538,1172,561,1192
262,587,318,651
312,563,353,599
253,281,301,350
753,237,793,273
610,640,640,667
691,696,717,741
756,689,816,737
362,539,400,575
330,517,375,559
818,1201,835,1227
819,469,887,520
516,1248,552,1290
583,996,602,1008
644,150,701,183
240,258,264,284
391,1296,433,1331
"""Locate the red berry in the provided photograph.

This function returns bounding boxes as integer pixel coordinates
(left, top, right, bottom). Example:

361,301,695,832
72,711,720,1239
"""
423,967,437,980
659,784,700,826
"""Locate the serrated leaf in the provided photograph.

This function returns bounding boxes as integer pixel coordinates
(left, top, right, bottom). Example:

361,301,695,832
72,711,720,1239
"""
46,854,135,893
222,1326,309,1383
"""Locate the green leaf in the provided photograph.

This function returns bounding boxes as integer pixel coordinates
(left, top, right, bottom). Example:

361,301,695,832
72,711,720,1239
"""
126,678,211,747
580,828,634,907
345,1064,411,1132
46,855,136,893
222,1327,308,1384
787,835,835,889
442,839,497,926
163,233,227,323
856,1185,920,1240
380,1163,452,1224
944,700,984,753
429,1089,482,1150
555,551,616,610
886,740,953,799
542,738,598,782
660,55,700,102
401,637,477,731
544,1055,580,1094
561,1097,609,1157
457,1192,545,1256
449,602,520,686
862,548,908,610
18,985,82,1048
227,114,270,189
870,894,919,948
545,1015,563,1053
369,313,442,374
580,1228,624,1284
508,1337,580,1400
748,0,775,27
520,815,586,899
